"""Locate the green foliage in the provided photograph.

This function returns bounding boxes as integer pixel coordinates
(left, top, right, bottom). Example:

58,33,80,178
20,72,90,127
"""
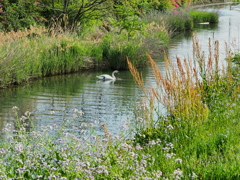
0,0,41,32
151,0,174,12
101,34,147,69
190,10,219,24
112,1,147,40
231,53,240,66
166,10,193,32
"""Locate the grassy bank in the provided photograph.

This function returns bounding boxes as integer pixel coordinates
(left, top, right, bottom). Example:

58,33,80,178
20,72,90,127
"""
0,34,239,179
128,35,240,179
0,9,218,88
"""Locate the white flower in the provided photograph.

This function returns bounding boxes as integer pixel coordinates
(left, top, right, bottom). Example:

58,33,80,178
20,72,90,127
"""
73,114,78,119
165,153,175,159
166,124,174,130
175,157,182,163
174,168,184,179
24,111,32,116
189,172,198,179
12,106,19,111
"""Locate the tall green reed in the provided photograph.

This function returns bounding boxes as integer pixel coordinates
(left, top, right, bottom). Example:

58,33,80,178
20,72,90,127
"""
128,34,240,179
0,26,103,87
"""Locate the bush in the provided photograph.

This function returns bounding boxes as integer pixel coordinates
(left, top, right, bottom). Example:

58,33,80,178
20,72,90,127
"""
101,34,147,70
190,10,219,24
0,0,41,32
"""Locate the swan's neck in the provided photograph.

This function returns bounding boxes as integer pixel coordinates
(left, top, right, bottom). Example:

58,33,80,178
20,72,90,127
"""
112,72,116,79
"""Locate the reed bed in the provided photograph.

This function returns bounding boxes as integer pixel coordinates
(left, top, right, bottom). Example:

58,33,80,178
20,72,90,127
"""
0,26,103,87
0,25,160,87
128,34,240,179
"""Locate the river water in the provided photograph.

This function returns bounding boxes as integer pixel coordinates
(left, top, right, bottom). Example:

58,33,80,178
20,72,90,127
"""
0,3,239,137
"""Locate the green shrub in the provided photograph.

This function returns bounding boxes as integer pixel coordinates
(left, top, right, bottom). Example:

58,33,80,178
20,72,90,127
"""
101,34,147,70
190,10,219,24
231,53,240,66
0,0,41,32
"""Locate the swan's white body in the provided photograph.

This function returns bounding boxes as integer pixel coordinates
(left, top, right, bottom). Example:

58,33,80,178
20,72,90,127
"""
97,70,119,80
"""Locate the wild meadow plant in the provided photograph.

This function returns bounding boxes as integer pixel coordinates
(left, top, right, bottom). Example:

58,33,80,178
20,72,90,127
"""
0,26,104,87
128,34,240,179
0,107,171,179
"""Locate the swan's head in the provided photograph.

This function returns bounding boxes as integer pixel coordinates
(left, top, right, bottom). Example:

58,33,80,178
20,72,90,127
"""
113,70,119,74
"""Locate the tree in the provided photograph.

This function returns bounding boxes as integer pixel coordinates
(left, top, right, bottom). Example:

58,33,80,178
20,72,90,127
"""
37,0,110,33
110,0,150,40
0,0,41,32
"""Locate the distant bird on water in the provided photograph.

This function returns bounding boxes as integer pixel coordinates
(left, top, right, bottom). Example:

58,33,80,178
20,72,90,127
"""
96,70,119,80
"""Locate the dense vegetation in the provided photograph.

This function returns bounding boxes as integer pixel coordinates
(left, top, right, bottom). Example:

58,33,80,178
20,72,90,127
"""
0,0,239,179
0,0,222,88
0,35,239,179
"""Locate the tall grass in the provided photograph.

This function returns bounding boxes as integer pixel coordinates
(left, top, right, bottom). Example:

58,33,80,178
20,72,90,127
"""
101,33,147,70
0,26,103,87
127,34,240,179
190,10,219,24
0,23,169,86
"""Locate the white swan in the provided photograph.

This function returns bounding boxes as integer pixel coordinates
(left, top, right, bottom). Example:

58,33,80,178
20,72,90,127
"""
96,70,119,80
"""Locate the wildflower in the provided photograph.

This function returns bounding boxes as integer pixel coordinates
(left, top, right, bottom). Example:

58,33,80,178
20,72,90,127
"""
12,106,19,111
73,108,84,115
73,113,78,119
147,140,156,146
175,157,182,163
165,153,175,159
37,175,43,179
174,3,179,8
121,125,127,130
174,168,184,179
166,142,174,149
24,111,32,116
162,147,170,151
189,172,198,179
136,144,143,150
156,139,162,144
166,124,174,130
154,170,163,178
20,116,28,121
94,120,100,124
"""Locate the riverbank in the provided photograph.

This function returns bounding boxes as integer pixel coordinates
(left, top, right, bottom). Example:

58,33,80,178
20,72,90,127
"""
0,8,219,89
